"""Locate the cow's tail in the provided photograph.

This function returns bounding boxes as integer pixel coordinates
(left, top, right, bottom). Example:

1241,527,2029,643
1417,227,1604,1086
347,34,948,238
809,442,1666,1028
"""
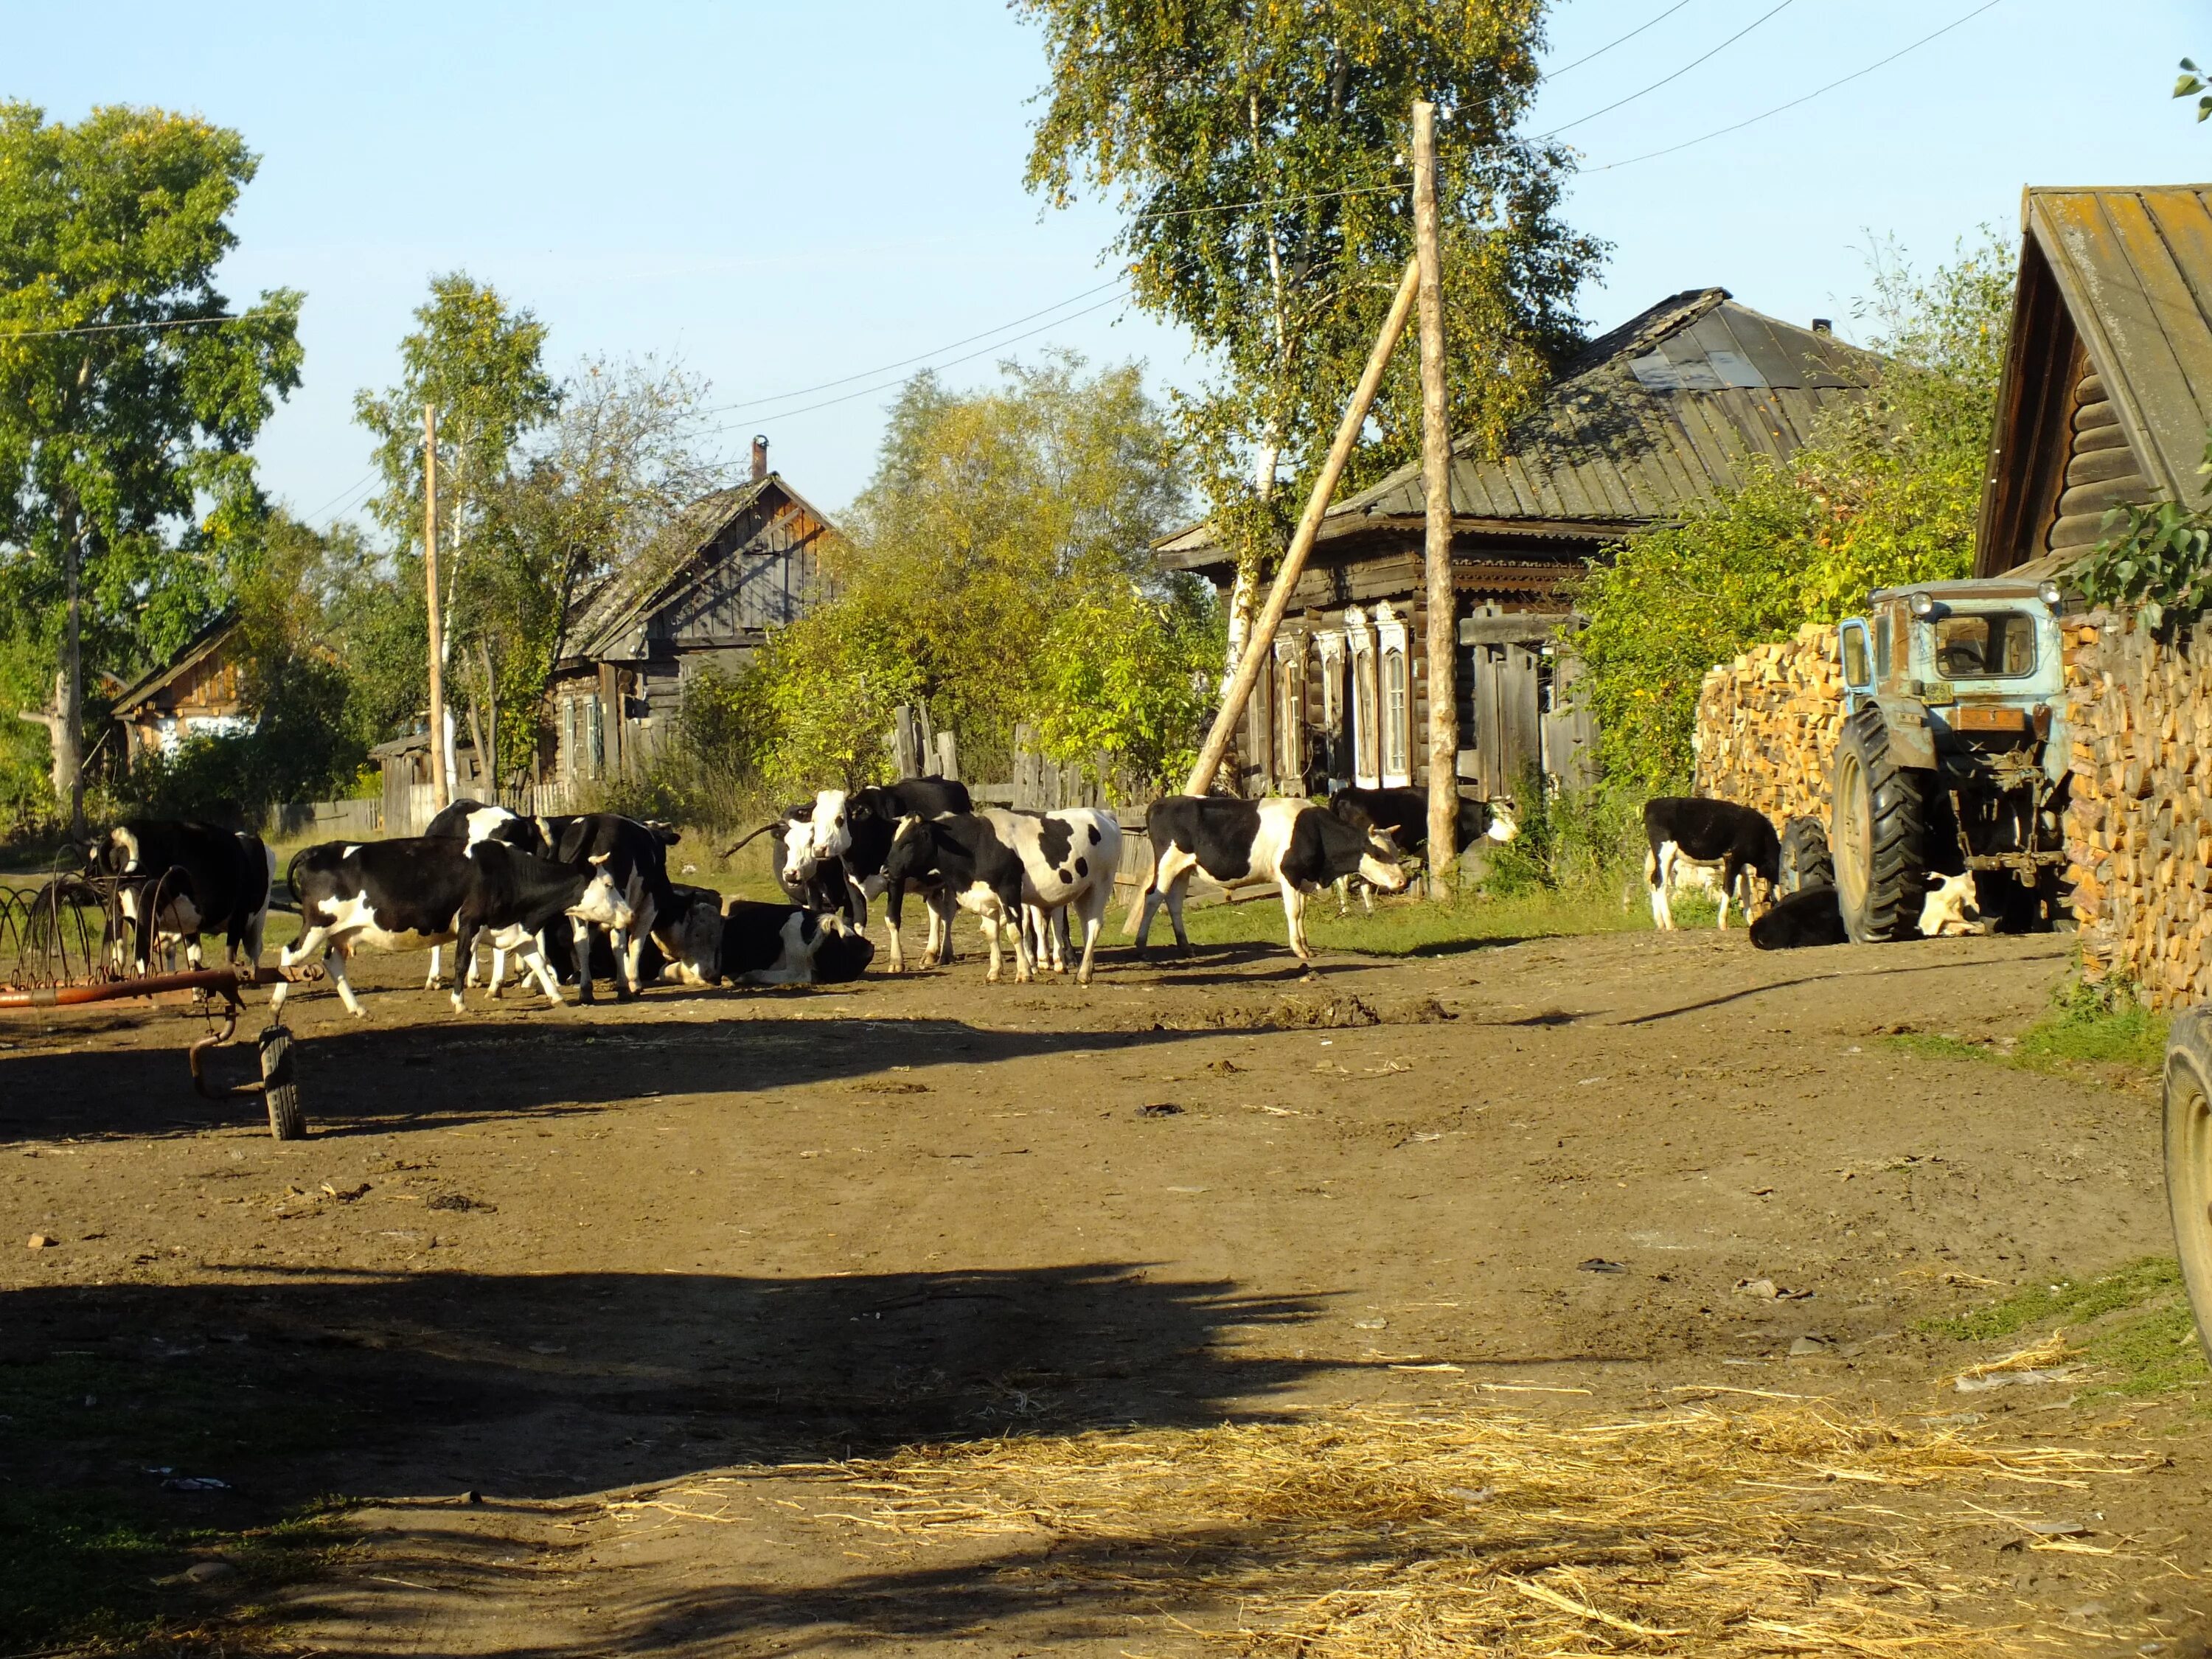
284,846,315,910
1120,838,1158,938
720,821,782,859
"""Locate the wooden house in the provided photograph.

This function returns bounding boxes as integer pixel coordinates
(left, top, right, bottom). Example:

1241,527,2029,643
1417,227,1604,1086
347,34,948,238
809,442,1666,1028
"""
1157,289,1879,799
546,442,837,790
1975,184,2212,580
111,613,254,768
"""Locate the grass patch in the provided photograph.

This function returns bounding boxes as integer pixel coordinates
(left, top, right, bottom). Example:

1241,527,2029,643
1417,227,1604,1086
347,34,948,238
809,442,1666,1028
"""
1880,978,2168,1089
1919,1256,2208,1398
1152,880,1649,958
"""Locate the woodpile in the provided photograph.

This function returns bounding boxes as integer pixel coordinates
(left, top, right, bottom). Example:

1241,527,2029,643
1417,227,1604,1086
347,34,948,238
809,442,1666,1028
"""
1692,624,1844,824
2063,616,2212,1008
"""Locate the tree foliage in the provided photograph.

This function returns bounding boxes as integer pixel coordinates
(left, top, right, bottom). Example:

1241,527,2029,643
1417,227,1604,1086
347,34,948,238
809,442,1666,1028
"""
1575,238,2015,793
0,100,302,822
1018,0,1601,586
706,355,1214,797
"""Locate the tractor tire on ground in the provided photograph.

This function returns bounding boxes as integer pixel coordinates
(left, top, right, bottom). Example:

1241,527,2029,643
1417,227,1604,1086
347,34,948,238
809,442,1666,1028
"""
1778,817,1834,895
260,1024,305,1141
2166,1008,2212,1366
1830,704,1932,944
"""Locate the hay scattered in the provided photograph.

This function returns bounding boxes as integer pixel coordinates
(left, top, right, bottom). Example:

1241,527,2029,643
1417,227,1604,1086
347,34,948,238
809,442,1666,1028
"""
797,1402,2149,1657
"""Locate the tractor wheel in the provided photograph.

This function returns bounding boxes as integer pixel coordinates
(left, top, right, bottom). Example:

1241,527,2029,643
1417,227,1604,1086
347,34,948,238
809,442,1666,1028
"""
1778,817,1834,894
1830,704,1930,943
2164,1007,2212,1366
260,1025,306,1141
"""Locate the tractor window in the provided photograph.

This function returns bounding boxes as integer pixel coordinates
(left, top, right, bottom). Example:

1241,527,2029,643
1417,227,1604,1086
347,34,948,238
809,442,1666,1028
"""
1840,624,1871,689
1934,611,2034,679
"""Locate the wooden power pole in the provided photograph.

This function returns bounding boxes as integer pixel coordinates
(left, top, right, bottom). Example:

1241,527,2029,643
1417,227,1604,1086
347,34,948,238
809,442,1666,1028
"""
1182,257,1422,799
423,403,451,813
1412,100,1457,897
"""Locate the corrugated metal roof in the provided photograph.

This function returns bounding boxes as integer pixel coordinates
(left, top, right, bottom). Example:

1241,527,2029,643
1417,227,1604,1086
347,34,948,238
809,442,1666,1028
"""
1158,289,1877,564
2020,184,2212,509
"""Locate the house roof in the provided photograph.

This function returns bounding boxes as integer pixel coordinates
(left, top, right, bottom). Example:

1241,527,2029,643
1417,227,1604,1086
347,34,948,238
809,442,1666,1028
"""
1975,184,2212,578
1158,289,1879,569
111,611,242,718
561,473,838,665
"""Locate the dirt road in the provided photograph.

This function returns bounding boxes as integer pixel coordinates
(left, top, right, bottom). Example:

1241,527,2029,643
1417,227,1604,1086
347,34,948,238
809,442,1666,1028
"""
4,922,2206,1655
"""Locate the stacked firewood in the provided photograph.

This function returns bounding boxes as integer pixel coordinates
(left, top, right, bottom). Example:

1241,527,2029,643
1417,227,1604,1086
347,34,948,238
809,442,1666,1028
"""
1691,623,1844,824
2063,615,2212,1008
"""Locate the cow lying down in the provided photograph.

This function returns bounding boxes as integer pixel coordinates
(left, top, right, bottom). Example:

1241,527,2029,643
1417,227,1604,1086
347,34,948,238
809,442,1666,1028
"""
1750,873,1989,951
653,897,875,988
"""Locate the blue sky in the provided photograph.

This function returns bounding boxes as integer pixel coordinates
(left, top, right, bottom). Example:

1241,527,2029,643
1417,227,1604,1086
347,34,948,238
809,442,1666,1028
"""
5,1,2208,529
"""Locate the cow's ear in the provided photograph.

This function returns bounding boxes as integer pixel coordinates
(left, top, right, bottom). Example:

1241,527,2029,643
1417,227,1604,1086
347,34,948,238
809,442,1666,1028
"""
557,822,589,864
587,852,611,868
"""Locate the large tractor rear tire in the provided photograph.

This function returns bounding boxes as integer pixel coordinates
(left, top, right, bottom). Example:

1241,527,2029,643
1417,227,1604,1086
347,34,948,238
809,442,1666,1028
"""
2164,1008,2212,1367
1830,704,1931,943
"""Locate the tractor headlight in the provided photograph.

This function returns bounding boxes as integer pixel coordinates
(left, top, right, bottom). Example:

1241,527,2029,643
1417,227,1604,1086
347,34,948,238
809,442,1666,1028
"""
2038,580,2062,607
1908,591,1935,618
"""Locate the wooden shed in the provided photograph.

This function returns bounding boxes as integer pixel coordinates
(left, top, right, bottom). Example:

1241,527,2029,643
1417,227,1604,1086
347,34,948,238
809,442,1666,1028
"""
1976,184,2212,579
1158,288,1878,799
547,453,837,790
110,613,254,769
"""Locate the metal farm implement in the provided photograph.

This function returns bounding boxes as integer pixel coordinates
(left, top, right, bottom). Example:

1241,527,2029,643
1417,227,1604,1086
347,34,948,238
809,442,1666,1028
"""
0,868,319,1138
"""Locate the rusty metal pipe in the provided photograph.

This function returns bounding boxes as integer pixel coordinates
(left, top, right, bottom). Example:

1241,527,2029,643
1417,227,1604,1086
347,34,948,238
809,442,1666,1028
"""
0,963,321,1009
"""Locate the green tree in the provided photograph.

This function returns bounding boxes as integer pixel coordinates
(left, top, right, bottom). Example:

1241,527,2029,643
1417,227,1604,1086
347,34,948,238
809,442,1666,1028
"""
1018,0,1601,641
1575,237,2015,793
355,274,558,782
0,102,302,830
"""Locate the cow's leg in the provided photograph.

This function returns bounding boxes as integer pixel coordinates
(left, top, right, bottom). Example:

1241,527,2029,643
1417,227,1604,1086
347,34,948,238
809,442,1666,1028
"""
425,945,442,991
1166,869,1194,953
1009,892,1034,984
571,917,597,1004
928,889,956,967
488,943,507,998
240,908,266,971
1281,878,1318,975
513,932,563,1006
1649,844,1677,931
271,922,328,1013
619,896,653,999
450,925,476,1014
983,908,1006,984
1074,882,1108,987
883,889,907,974
1055,905,1072,973
323,942,364,1018
185,936,204,971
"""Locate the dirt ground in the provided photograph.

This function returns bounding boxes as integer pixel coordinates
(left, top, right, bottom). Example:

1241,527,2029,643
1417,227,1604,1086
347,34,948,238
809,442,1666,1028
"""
4,917,2209,1656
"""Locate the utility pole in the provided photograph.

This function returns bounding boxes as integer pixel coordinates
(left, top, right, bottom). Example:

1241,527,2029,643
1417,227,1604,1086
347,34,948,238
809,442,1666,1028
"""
423,403,451,813
1413,100,1458,898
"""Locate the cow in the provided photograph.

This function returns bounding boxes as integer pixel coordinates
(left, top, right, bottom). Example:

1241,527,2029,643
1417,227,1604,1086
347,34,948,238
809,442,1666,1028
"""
975,806,1122,985
1642,797,1780,931
1918,872,1989,938
1127,796,1408,976
879,813,1032,983
546,881,724,990
796,778,974,964
421,799,549,992
1748,884,1849,950
274,838,633,1016
714,900,877,986
532,814,681,1003
1327,786,1517,913
91,820,274,975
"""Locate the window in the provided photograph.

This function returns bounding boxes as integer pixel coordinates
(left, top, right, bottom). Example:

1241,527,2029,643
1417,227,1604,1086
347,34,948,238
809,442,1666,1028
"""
562,698,580,779
585,695,606,778
1840,622,1871,689
1315,630,1346,785
1934,610,2035,678
1374,602,1411,787
1345,608,1379,787
1274,637,1305,785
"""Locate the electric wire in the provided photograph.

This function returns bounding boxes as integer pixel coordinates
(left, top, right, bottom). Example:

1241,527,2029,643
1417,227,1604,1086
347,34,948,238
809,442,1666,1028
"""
0,310,297,341
1542,0,1697,80
1534,0,1798,138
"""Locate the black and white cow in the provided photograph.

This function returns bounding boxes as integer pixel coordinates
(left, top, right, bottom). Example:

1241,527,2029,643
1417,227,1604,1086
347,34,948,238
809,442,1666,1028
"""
1642,797,1781,931
546,881,723,989
91,820,274,974
1748,884,1849,950
532,813,681,1003
796,777,974,961
880,813,1032,983
713,900,876,986
421,799,549,992
1128,796,1408,975
978,807,1121,985
1326,786,1517,913
275,838,633,1016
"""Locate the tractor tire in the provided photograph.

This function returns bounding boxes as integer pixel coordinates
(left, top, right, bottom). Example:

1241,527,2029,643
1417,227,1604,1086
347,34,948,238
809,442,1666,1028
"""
1830,703,1931,943
2166,1007,2212,1367
1778,817,1834,895
260,1025,306,1141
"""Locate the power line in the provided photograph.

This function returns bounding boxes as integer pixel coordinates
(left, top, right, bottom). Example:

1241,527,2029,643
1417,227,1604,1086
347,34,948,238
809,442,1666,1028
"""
1584,0,2008,173
298,469,380,526
699,277,1128,417
0,309,296,341
713,290,1131,434
1534,0,1798,138
1543,0,1697,80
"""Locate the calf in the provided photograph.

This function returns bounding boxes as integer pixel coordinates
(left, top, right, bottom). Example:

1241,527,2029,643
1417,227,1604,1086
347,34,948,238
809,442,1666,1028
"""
1128,796,1408,975
92,820,274,974
1642,797,1780,931
981,806,1121,985
535,813,681,1002
715,900,876,986
1327,786,1516,912
1748,884,1849,950
276,838,632,1016
1918,872,1989,938
421,799,548,991
880,813,1032,983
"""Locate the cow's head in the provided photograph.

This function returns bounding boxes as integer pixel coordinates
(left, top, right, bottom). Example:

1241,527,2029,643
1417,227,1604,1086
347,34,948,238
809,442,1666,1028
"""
567,852,637,933
810,913,876,983
1358,827,1411,894
806,789,855,863
883,815,931,886
779,818,820,893
655,897,725,988
1484,807,1518,844
95,826,139,877
1918,872,1987,938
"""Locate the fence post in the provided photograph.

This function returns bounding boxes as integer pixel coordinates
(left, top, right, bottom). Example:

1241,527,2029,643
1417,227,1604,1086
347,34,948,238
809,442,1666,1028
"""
935,729,959,782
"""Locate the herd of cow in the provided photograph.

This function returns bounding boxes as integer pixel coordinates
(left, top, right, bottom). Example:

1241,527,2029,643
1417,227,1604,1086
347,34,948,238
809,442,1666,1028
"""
67,782,1980,1025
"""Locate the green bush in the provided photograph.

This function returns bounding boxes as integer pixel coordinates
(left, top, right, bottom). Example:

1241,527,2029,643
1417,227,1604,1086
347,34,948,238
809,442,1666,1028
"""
1481,770,1644,897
